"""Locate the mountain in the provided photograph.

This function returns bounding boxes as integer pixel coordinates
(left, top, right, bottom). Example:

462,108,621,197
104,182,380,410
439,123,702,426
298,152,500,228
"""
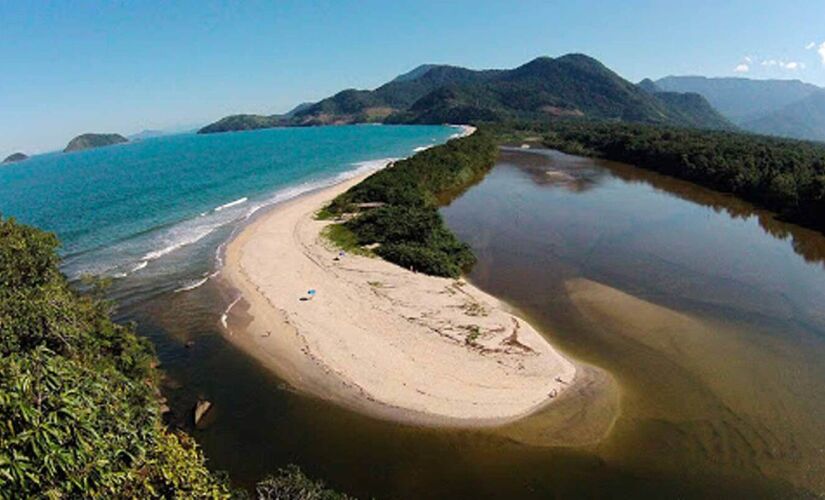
637,79,731,129
2,152,28,164
284,102,315,117
390,64,442,83
129,129,166,141
200,54,731,133
197,102,319,134
654,76,825,141
742,91,825,142
64,133,128,153
197,114,281,134
655,76,820,121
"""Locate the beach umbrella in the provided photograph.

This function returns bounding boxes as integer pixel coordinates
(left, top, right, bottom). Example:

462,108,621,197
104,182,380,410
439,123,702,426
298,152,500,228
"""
308,289,316,296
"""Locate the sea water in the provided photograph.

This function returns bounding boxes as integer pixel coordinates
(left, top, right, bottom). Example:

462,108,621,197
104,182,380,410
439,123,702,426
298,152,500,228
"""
0,125,458,303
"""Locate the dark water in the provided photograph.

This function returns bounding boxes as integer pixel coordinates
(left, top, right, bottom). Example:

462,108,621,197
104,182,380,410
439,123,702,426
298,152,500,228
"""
121,148,825,498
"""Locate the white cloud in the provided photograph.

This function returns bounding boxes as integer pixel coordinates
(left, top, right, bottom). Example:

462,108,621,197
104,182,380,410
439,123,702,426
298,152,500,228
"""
734,63,750,73
806,42,816,50
819,42,825,64
744,56,753,63
760,59,804,70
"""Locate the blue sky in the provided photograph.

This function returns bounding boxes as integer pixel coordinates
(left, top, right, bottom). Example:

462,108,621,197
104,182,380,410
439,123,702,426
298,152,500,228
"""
2,0,825,157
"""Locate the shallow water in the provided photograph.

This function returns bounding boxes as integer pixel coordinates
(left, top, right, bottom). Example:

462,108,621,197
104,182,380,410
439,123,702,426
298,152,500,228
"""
7,137,825,497
122,148,825,498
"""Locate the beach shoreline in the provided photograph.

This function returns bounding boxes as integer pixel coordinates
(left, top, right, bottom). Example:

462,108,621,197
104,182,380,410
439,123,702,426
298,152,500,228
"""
212,126,605,434
216,129,606,430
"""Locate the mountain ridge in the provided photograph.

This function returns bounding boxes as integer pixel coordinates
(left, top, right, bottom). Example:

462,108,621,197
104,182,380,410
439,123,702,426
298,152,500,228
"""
654,75,825,141
200,54,731,133
64,133,129,153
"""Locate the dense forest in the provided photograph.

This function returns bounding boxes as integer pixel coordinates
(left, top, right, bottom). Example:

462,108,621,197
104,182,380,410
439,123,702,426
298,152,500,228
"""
524,121,825,232
0,217,349,498
200,54,731,133
323,130,498,277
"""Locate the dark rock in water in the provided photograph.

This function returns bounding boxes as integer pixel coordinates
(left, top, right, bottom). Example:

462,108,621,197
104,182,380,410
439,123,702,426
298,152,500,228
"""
64,133,128,153
2,152,28,164
194,399,212,426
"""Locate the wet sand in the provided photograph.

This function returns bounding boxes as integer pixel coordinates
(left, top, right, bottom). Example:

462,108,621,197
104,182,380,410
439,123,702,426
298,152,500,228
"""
219,171,613,431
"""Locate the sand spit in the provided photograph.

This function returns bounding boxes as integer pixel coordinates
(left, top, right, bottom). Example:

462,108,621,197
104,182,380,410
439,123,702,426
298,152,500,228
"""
220,171,591,426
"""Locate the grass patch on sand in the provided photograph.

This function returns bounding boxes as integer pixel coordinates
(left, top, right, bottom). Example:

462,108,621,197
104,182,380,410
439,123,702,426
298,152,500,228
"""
322,223,372,256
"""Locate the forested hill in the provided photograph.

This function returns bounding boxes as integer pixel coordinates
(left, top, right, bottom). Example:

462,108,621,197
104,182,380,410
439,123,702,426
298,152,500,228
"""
64,133,128,153
199,54,731,133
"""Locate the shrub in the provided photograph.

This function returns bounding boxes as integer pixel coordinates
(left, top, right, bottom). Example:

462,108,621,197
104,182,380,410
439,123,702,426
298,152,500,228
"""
323,131,496,277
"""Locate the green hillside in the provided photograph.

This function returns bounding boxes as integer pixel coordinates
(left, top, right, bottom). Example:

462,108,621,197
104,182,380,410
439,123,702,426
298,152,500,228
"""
200,55,731,133
63,133,128,153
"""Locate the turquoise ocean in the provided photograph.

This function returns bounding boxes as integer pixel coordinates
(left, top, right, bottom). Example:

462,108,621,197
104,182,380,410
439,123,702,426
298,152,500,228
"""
0,125,458,303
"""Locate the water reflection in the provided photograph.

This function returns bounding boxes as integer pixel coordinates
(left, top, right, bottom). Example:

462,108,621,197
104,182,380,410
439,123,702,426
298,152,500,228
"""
504,147,825,268
123,147,825,498
441,148,825,496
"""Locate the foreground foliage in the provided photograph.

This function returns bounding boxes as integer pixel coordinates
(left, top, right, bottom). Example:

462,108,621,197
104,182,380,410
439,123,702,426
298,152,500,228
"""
256,465,353,500
0,216,356,498
0,216,230,498
325,130,497,277
536,121,825,232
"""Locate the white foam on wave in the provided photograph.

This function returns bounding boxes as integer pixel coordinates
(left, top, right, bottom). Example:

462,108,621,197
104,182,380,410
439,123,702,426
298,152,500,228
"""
214,197,248,212
220,294,242,332
240,157,397,223
448,124,477,140
141,227,215,261
94,143,433,282
174,270,219,293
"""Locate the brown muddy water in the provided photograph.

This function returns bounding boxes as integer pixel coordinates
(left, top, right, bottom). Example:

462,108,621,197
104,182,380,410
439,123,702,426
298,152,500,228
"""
122,148,825,498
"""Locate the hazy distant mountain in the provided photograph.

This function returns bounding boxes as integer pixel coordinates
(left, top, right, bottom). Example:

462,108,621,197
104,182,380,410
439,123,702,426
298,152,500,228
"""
2,152,28,164
129,129,166,141
742,91,825,142
654,76,825,141
201,54,731,133
636,78,732,129
64,133,128,153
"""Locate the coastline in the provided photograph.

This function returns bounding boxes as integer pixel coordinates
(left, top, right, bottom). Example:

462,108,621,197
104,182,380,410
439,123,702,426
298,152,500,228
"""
217,141,605,429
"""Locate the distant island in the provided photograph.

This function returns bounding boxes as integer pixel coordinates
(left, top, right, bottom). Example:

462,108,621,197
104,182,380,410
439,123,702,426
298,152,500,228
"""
2,152,28,164
64,133,128,153
199,54,732,134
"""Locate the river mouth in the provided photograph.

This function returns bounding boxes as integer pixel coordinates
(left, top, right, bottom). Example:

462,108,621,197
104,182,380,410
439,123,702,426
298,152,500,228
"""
121,146,825,498
441,147,825,497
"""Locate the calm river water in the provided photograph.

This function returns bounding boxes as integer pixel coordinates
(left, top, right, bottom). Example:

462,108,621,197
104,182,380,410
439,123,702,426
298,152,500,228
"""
124,147,825,498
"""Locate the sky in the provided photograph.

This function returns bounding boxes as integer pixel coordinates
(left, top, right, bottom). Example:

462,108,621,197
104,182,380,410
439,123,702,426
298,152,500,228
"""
2,0,825,158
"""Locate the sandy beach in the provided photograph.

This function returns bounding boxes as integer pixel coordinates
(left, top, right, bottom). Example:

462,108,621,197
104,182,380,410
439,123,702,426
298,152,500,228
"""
220,164,586,426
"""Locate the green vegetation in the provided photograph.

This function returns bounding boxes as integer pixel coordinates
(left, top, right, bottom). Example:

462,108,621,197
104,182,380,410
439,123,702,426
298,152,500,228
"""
323,131,497,277
537,121,825,232
198,114,283,134
256,465,352,500
200,54,731,133
0,216,356,498
321,223,371,256
63,133,128,153
0,216,230,498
